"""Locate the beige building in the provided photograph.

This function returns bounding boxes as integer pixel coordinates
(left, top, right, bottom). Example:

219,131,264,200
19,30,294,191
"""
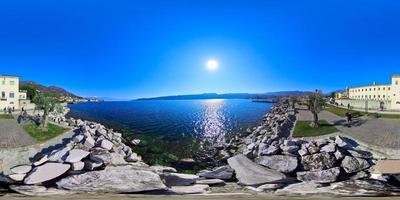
0,76,35,111
335,75,400,111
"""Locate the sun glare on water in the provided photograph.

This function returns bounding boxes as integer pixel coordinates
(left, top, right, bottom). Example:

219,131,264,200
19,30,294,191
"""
206,59,218,71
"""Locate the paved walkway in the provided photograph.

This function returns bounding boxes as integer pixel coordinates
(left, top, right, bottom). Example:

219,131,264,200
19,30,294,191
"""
0,118,36,148
298,109,400,158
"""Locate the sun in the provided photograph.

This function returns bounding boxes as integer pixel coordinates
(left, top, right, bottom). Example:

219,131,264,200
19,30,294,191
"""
206,59,218,71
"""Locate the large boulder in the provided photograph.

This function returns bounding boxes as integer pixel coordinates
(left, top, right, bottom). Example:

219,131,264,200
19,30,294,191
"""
57,165,166,193
296,167,341,183
227,154,289,186
65,149,90,163
301,152,337,171
255,155,298,173
161,173,198,186
341,156,370,173
196,165,234,180
24,163,71,185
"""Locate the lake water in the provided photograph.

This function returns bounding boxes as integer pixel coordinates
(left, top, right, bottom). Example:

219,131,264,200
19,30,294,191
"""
67,99,272,166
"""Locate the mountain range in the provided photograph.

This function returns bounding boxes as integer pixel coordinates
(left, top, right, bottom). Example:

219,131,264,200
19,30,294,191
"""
20,81,81,98
136,91,313,100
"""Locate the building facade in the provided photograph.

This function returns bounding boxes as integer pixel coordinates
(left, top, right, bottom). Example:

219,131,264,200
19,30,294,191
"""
0,76,35,111
335,75,400,111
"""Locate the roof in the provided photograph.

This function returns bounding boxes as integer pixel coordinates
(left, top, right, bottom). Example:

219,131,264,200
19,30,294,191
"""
349,83,390,89
0,75,19,78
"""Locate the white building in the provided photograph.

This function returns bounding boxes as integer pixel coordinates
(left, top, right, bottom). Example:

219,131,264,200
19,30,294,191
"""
0,75,35,111
335,75,400,111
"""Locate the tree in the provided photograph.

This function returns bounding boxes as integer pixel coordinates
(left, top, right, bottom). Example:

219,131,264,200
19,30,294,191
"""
20,85,38,100
307,90,325,128
289,96,299,109
33,93,57,128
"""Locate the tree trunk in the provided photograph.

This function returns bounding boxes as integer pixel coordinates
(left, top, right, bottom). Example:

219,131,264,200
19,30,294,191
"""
41,110,48,128
310,112,319,128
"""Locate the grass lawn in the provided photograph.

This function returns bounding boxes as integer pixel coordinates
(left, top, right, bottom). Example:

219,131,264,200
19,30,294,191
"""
293,120,339,137
325,106,365,118
23,123,70,142
0,114,14,119
326,105,400,119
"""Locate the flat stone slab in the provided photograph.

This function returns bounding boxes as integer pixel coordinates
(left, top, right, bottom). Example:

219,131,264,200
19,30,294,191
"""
57,165,166,193
9,185,73,196
24,163,70,185
168,184,209,194
65,149,90,163
374,160,400,174
161,173,198,186
10,165,32,174
227,154,289,186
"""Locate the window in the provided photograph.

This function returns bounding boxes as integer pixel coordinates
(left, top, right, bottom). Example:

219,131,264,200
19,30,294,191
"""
10,102,13,105
389,87,391,91
383,95,386,98
1,92,5,98
369,88,372,91
10,80,15,85
396,80,399,85
378,88,380,91
374,88,376,91
9,92,14,98
383,87,386,91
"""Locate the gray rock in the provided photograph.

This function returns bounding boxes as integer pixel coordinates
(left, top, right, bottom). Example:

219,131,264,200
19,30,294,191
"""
72,135,84,143
24,163,71,185
296,167,340,183
125,152,140,162
280,144,299,154
196,165,234,180
227,154,289,186
33,155,48,166
320,143,336,153
298,148,309,156
57,165,166,193
350,171,370,180
334,149,345,160
90,150,127,165
8,174,26,182
150,165,177,173
196,179,225,185
161,173,198,186
99,139,114,150
307,146,320,154
65,149,90,163
10,165,32,174
167,184,209,194
257,183,285,191
71,161,85,171
255,155,298,173
347,149,373,159
83,136,95,148
301,152,337,171
341,156,370,173
48,147,71,162
275,182,327,195
9,185,72,196
84,160,103,170
260,145,280,155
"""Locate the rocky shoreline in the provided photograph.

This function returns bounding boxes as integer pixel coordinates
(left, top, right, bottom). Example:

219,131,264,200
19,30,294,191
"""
1,100,400,197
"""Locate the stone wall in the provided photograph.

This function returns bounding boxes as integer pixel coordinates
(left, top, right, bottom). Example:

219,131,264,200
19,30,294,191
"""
335,99,391,111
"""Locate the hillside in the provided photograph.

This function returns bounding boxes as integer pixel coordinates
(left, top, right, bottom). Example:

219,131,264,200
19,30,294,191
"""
20,81,81,98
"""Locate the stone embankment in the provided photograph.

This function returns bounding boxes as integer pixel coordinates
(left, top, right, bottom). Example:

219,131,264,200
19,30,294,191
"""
1,100,400,196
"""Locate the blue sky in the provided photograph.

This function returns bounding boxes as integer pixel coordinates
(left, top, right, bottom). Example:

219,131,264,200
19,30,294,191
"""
1,0,400,99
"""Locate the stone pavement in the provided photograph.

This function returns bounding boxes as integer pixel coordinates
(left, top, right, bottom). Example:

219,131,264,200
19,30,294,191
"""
0,118,36,148
297,109,400,158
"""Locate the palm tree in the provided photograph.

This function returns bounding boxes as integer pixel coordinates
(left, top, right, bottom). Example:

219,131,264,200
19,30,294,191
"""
308,90,325,128
33,93,57,128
